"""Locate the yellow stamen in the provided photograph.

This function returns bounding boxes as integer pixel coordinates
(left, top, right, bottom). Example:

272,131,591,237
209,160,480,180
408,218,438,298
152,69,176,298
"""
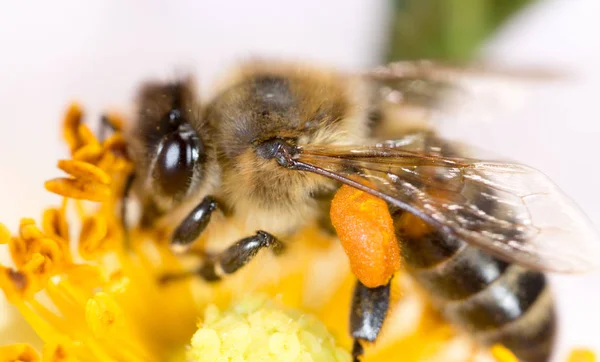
44,177,110,202
0,267,39,302
85,292,124,337
19,218,44,241
62,103,83,154
42,208,70,243
41,342,75,362
102,133,127,156
72,143,104,164
57,159,111,185
568,349,597,362
77,124,100,149
0,344,40,362
0,222,11,245
78,215,109,259
491,344,519,362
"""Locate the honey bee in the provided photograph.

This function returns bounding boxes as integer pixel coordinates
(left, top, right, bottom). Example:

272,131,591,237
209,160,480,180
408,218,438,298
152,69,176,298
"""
121,60,600,362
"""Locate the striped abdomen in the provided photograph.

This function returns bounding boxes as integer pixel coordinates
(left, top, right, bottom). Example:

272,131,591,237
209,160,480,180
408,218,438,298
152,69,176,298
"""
394,211,556,361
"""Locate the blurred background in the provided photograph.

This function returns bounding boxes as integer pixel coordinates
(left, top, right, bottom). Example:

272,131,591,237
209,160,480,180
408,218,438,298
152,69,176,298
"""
0,0,598,358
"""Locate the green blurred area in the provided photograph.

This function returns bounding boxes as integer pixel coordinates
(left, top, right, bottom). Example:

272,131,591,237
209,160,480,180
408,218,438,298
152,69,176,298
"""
386,0,536,62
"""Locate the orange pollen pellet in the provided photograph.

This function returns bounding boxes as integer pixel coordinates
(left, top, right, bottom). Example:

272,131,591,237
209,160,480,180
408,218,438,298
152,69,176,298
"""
330,184,401,288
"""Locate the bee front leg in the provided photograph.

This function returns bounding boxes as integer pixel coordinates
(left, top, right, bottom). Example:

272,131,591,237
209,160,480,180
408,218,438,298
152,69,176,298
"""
160,230,284,283
350,279,391,362
170,196,219,252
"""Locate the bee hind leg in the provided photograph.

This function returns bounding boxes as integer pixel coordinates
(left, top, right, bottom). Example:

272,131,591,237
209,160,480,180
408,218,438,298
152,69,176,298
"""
350,279,391,362
160,230,285,284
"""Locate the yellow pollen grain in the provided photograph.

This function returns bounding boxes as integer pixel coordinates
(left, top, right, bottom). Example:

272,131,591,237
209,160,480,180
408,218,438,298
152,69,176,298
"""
57,159,111,185
188,296,351,362
491,345,518,362
45,178,110,202
269,332,302,359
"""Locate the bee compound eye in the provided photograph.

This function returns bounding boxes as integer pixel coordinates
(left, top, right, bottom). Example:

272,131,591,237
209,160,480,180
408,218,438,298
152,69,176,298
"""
153,124,203,196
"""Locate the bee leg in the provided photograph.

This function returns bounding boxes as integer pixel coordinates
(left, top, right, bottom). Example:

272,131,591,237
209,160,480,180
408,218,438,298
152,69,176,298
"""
349,279,391,362
170,196,219,252
160,231,284,284
216,231,285,275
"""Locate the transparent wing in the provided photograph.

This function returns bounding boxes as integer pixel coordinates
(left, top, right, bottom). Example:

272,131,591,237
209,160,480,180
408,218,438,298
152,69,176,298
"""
293,132,600,273
364,60,562,127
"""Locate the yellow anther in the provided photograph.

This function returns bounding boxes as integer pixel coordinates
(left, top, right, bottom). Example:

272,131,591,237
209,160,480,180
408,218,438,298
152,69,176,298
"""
72,143,104,164
0,344,40,362
31,238,64,272
0,222,10,244
45,177,111,202
41,342,76,362
42,208,70,243
96,151,117,173
0,267,37,302
568,349,597,362
110,157,134,174
8,236,28,268
491,345,518,362
79,215,108,258
22,253,47,274
77,123,100,149
103,133,127,155
57,159,111,185
62,103,83,154
19,218,43,241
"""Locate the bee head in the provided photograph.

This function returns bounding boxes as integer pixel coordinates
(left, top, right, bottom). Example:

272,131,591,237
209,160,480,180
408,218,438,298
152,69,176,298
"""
127,80,217,224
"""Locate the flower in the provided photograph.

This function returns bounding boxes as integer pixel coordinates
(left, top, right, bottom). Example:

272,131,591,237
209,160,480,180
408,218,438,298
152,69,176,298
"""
0,104,593,362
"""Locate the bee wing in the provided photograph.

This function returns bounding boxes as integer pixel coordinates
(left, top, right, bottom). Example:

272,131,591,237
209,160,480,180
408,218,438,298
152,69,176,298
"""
365,60,562,122
294,133,600,273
